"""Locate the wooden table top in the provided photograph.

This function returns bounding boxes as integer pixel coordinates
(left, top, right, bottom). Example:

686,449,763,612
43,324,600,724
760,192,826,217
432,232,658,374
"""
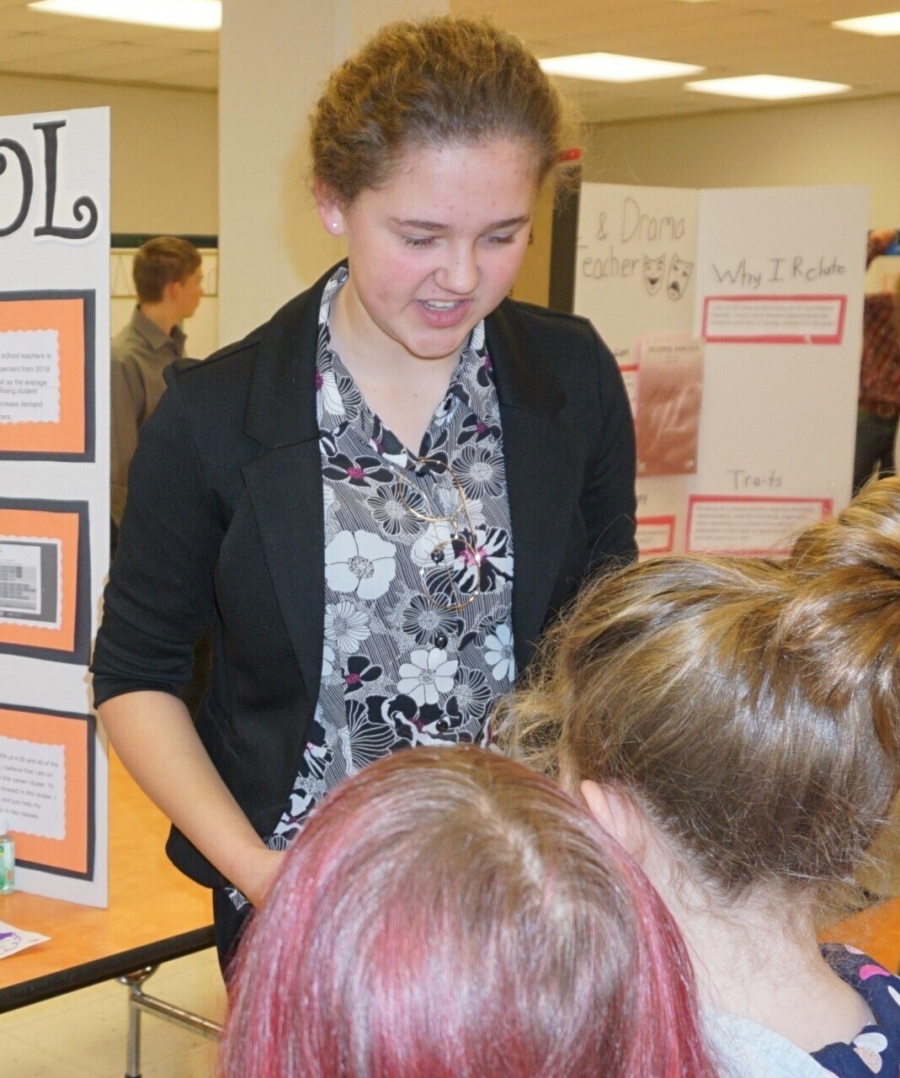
824,897,900,974
0,748,214,1011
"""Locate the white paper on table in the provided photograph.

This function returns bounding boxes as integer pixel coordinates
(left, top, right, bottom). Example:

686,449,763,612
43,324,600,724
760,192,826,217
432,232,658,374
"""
0,918,50,959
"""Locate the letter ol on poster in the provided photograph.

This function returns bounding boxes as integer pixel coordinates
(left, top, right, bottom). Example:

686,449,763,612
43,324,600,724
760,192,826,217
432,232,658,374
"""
0,108,110,907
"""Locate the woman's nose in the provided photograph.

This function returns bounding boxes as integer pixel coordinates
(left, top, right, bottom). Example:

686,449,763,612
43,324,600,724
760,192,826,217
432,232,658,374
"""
435,246,479,294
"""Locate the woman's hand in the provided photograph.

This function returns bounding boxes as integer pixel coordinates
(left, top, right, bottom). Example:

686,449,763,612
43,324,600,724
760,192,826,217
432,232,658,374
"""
235,846,287,909
98,690,281,895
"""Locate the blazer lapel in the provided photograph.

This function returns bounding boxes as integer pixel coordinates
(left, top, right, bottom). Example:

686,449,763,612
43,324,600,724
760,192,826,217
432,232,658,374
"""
241,443,325,708
487,303,584,669
239,271,333,706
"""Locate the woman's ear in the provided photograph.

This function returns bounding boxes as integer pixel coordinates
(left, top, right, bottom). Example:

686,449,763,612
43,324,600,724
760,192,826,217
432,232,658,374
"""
314,184,347,237
581,780,647,860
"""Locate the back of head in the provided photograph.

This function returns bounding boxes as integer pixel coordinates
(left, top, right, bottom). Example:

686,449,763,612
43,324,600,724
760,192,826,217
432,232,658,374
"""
218,745,714,1078
787,476,900,765
499,535,900,907
310,16,566,206
132,236,201,304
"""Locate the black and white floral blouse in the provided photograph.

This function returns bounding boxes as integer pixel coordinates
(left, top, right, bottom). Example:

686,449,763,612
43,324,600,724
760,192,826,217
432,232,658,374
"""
268,267,517,846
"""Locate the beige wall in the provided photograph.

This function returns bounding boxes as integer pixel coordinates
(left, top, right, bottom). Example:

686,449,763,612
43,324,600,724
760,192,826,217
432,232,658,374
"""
0,73,217,235
217,0,446,343
584,93,900,291
585,93,900,229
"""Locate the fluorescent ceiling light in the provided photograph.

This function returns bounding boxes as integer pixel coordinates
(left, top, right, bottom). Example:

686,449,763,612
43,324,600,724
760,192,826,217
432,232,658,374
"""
540,52,703,83
685,74,849,100
27,0,221,31
833,12,900,35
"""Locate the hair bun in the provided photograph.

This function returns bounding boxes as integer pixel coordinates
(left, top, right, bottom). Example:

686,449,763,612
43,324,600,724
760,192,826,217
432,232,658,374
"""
782,477,900,758
791,477,900,577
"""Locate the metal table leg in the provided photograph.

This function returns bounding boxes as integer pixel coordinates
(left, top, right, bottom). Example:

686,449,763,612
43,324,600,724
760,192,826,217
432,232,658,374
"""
119,965,222,1078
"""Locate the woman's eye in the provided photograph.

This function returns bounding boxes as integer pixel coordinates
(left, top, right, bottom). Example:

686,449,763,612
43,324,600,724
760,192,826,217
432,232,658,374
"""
402,235,435,248
487,233,517,245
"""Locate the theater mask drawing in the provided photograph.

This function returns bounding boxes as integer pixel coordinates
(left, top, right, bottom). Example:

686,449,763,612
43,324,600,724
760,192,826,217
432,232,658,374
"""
643,254,666,295
667,255,694,300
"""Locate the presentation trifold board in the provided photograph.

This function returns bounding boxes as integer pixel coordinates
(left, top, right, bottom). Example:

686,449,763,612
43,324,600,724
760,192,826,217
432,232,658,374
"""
0,107,110,907
574,183,868,557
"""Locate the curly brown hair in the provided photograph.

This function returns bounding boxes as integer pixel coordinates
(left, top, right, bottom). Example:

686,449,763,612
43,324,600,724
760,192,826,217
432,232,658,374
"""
497,479,900,911
310,16,568,205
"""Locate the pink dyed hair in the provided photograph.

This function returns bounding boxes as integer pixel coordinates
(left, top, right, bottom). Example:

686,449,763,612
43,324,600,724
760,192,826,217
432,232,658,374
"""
218,745,716,1078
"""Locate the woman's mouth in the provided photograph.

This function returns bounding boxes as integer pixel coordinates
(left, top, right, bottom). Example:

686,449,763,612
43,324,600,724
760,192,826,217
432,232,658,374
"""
417,299,471,327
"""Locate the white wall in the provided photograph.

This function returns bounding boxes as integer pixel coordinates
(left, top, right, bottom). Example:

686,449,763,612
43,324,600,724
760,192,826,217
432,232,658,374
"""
0,73,217,235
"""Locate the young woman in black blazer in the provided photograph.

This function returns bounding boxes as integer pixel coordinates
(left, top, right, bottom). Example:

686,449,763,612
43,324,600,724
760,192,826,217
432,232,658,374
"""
92,15,637,964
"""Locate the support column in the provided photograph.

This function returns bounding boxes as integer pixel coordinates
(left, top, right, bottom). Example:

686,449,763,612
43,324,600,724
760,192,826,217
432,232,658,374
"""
218,0,446,344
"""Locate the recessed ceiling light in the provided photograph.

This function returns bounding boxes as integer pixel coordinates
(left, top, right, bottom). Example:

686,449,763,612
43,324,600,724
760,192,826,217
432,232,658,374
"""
540,52,704,83
833,12,900,35
685,74,850,100
27,0,221,32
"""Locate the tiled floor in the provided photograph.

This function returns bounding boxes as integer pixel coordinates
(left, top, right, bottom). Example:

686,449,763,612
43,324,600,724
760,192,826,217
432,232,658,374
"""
0,947,226,1078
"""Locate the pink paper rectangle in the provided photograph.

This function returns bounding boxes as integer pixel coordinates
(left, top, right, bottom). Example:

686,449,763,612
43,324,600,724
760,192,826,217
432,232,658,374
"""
686,495,832,556
702,294,846,344
637,515,676,555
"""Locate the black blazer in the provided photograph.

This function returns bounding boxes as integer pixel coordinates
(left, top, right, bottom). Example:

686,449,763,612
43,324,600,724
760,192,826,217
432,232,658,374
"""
92,264,636,888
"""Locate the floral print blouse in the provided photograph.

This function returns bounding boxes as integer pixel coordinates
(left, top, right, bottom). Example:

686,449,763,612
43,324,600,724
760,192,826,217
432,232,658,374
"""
267,267,516,847
814,944,900,1076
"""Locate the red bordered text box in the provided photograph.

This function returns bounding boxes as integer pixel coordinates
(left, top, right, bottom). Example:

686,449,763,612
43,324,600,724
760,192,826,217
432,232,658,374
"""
702,294,846,345
686,495,832,556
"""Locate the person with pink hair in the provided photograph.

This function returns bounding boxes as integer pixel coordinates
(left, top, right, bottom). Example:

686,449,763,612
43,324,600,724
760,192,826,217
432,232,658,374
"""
217,744,716,1078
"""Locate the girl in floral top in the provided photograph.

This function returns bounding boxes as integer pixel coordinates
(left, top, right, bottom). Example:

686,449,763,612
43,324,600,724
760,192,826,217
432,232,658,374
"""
92,15,636,966
500,477,900,1078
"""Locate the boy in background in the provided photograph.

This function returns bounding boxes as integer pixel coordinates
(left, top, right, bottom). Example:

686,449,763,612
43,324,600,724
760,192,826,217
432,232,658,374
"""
111,237,203,531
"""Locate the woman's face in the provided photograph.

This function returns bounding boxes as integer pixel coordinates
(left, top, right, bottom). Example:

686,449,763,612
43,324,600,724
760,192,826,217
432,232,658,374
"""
317,139,540,365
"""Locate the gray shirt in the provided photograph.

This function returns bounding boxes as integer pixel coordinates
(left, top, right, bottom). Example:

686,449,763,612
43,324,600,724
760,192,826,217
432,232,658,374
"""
704,1007,831,1078
110,306,186,525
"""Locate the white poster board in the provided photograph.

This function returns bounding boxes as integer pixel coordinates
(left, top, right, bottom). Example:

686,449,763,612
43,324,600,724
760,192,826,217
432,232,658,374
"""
574,182,868,556
0,108,110,907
